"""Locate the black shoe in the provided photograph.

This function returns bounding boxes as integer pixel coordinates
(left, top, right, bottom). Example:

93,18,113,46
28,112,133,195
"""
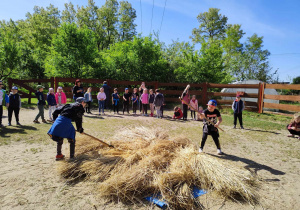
233,125,236,129
17,122,21,126
241,126,244,129
8,122,11,126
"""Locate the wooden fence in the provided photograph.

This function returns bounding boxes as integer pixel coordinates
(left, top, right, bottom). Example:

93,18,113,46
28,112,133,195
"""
7,77,300,113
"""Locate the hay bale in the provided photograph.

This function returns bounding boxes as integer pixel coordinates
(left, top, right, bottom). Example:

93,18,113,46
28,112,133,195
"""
57,127,259,209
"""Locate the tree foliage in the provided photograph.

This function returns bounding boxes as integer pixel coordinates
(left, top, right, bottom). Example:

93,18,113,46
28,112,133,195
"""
0,2,277,84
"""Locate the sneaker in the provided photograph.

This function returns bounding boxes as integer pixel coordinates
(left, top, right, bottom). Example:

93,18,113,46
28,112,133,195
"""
33,120,40,123
56,154,65,161
233,125,236,129
42,119,47,123
8,122,11,126
199,148,203,153
16,122,21,126
241,126,244,129
217,149,223,155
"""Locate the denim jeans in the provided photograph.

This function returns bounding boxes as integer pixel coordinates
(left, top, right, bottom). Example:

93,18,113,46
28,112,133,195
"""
98,100,105,113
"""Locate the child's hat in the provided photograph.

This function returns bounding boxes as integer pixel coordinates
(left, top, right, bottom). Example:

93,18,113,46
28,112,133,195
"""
12,86,18,90
37,85,45,89
125,88,128,90
207,100,217,107
76,97,85,103
58,86,63,89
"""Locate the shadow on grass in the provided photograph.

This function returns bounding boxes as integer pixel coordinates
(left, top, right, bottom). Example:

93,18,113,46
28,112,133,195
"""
244,128,281,135
84,115,104,119
0,125,38,138
209,153,285,176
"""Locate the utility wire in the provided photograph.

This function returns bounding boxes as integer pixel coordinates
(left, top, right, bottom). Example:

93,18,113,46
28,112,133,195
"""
150,0,154,34
140,0,143,33
159,0,167,36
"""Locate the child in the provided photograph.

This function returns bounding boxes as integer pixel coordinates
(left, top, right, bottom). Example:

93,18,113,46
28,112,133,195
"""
196,106,204,121
84,87,93,114
48,97,86,160
190,95,198,120
47,88,57,122
199,100,223,155
181,89,190,120
34,85,47,123
153,89,164,118
0,80,9,127
131,88,139,114
173,106,183,119
141,89,149,116
139,82,146,113
232,95,245,129
97,87,106,115
112,88,120,114
287,113,300,139
55,87,67,108
8,86,21,126
149,89,155,117
123,88,131,114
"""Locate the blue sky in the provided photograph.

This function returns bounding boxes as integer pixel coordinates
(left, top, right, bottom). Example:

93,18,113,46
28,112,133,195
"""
1,0,299,82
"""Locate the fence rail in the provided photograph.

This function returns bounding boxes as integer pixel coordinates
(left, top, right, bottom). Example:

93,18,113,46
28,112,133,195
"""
7,77,300,113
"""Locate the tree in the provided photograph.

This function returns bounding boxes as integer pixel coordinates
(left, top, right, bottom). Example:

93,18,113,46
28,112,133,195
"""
62,2,77,23
191,8,228,43
0,20,21,80
45,23,98,78
118,1,137,41
97,0,119,49
237,34,277,82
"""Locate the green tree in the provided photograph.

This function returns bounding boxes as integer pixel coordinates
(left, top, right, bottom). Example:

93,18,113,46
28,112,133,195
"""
118,1,137,41
0,20,21,80
191,8,228,43
62,2,77,23
45,23,98,78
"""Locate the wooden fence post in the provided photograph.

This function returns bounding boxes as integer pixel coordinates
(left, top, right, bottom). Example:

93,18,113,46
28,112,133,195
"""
202,82,208,106
51,77,54,89
54,77,59,92
8,78,12,90
258,82,265,113
154,81,159,90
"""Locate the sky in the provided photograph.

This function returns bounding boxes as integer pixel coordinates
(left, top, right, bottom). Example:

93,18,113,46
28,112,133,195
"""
0,0,299,82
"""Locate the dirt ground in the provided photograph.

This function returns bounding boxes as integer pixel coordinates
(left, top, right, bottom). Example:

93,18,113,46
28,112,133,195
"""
0,108,299,210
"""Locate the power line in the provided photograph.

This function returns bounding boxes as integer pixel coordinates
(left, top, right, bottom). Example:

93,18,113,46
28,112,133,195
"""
140,0,143,33
159,0,167,36
150,0,154,34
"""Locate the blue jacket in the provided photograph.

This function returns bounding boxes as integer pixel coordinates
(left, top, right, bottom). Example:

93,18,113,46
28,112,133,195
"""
232,99,244,113
0,89,9,106
36,91,46,105
84,92,93,102
47,93,57,106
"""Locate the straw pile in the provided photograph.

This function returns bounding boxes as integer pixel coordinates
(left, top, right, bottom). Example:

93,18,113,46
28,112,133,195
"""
58,127,259,209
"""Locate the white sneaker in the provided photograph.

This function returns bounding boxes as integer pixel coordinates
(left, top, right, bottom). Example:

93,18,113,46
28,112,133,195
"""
217,149,223,155
199,148,203,153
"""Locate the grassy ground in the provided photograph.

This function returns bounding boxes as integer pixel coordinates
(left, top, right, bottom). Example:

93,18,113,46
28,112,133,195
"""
1,107,299,209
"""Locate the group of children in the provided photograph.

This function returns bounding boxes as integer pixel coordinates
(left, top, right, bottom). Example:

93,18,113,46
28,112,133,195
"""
0,79,299,160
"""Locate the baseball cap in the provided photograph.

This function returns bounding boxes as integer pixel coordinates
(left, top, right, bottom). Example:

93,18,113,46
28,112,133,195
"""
12,86,18,90
76,97,85,103
125,88,129,90
207,100,217,107
37,85,45,89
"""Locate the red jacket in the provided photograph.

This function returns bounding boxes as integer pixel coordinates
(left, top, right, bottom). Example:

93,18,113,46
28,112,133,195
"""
55,92,67,105
173,108,183,119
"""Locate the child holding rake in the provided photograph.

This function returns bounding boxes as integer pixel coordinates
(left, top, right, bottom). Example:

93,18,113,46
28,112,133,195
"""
199,100,223,155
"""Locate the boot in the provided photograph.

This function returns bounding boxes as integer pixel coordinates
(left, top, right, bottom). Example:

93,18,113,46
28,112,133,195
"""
151,113,153,117
70,143,75,159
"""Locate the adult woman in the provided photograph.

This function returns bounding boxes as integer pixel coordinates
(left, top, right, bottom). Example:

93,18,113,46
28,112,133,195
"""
72,79,84,101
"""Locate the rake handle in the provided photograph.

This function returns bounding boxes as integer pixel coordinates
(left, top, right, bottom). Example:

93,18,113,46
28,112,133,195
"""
78,131,115,148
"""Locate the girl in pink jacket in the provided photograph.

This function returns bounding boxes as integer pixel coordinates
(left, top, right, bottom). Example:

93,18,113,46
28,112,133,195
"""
141,89,149,116
55,87,67,108
190,95,198,120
